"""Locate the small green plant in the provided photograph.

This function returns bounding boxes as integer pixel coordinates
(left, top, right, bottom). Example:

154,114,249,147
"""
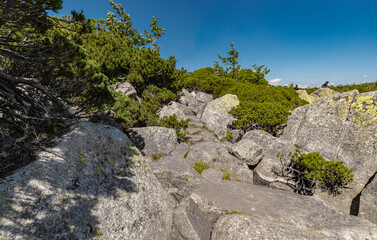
227,210,248,215
96,229,103,239
212,157,217,162
226,132,233,141
220,168,231,180
192,161,209,174
79,155,86,164
277,148,354,196
152,152,163,160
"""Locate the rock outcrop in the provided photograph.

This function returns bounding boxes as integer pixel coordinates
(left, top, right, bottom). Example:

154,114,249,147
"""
0,122,175,239
190,180,377,239
200,94,239,139
282,89,377,214
2,87,377,239
297,88,339,103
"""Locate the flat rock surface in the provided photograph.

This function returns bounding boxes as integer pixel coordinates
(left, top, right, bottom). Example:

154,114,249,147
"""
190,180,377,239
150,155,204,201
0,122,175,240
212,214,331,240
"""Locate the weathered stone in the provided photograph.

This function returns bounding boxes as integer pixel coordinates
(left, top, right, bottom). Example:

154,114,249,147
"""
184,142,221,166
359,173,377,225
297,89,316,103
212,214,331,240
242,130,295,186
150,155,204,201
226,129,243,143
0,122,175,240
310,87,339,99
174,198,211,240
158,101,196,121
201,169,224,183
108,81,137,99
185,131,219,144
201,94,239,139
186,127,202,135
170,142,190,158
282,90,377,213
190,180,377,239
231,139,263,166
126,127,178,157
188,119,204,128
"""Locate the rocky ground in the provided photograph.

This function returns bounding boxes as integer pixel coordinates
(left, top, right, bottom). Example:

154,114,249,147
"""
0,86,377,239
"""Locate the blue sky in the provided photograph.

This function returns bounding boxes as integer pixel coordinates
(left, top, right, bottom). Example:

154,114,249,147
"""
58,0,377,87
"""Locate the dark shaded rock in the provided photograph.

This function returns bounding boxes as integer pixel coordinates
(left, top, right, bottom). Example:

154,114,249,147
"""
0,122,175,240
174,198,211,240
359,173,377,225
126,127,178,157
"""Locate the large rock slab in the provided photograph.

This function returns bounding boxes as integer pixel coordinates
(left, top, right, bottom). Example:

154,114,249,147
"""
282,90,377,213
150,155,204,201
126,126,178,157
212,214,331,240
0,122,175,240
190,180,377,239
359,174,377,225
174,198,211,240
201,94,239,139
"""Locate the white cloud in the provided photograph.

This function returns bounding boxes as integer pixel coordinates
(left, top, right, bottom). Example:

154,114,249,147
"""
269,78,282,84
363,75,369,78
298,84,308,88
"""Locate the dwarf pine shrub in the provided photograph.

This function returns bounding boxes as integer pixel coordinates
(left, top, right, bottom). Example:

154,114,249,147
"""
278,149,354,196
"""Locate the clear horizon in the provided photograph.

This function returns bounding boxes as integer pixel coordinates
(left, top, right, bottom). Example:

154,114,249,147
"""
58,0,377,88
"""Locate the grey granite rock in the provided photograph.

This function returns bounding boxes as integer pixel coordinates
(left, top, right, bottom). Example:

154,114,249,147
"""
126,126,178,157
150,155,204,201
282,90,377,213
174,198,211,240
359,173,377,225
0,122,175,240
201,94,239,139
190,180,377,239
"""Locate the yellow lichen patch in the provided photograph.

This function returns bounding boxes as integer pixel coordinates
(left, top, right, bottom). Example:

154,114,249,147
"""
338,98,346,103
349,95,377,129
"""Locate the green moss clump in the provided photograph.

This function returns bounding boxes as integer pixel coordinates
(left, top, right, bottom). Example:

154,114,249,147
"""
220,168,231,180
227,210,248,215
192,161,209,174
152,152,163,160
